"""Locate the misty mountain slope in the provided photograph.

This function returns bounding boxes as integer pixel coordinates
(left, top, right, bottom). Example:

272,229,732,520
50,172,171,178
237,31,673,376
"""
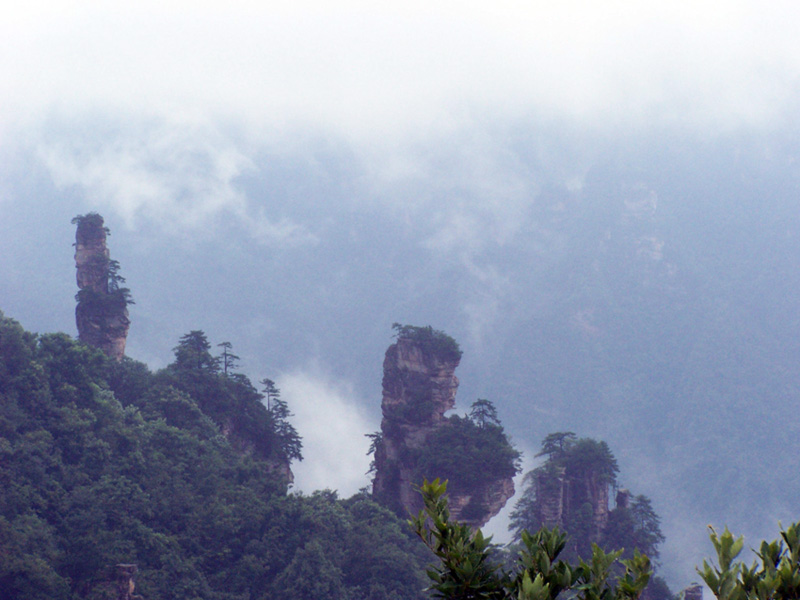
4,3,800,594
0,313,431,599
2,130,799,588
477,140,800,583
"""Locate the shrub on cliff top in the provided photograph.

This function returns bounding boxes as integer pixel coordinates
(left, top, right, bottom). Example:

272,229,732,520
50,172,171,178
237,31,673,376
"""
391,323,462,362
411,400,521,496
71,212,110,237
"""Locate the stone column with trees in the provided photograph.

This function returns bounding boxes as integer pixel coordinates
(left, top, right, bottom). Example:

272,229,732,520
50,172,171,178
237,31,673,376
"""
73,213,132,361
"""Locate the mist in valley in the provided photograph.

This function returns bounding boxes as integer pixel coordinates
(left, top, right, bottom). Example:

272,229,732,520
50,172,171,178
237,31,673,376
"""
2,2,800,594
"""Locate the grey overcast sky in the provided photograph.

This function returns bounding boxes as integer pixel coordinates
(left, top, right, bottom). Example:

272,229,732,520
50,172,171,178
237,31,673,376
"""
4,2,800,167
3,1,799,271
2,2,800,588
3,1,799,238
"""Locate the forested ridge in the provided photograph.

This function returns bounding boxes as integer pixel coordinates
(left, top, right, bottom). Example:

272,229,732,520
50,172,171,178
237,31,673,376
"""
0,308,673,600
0,313,431,599
2,310,800,600
0,313,800,600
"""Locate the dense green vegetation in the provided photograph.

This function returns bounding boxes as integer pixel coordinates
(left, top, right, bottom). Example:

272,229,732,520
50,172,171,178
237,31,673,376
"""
5,299,796,600
698,523,800,600
392,323,463,362
157,330,303,462
509,433,668,598
0,313,430,599
413,480,800,600
410,401,521,503
370,399,521,519
411,479,652,600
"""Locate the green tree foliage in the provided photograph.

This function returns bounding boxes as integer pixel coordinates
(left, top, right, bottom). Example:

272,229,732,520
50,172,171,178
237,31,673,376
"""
217,341,240,376
159,331,303,461
566,438,619,486
71,212,110,236
510,432,663,596
0,313,429,599
172,330,220,373
341,493,431,599
372,397,521,518
602,495,665,562
410,479,652,600
366,431,383,475
698,522,800,600
536,431,577,459
260,377,280,410
392,323,463,362
528,433,618,491
411,412,521,496
469,399,500,429
269,396,303,462
272,539,347,600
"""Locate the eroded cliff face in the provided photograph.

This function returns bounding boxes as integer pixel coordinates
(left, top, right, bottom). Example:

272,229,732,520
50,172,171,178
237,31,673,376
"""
534,466,611,538
373,335,515,528
74,214,130,361
446,477,516,528
373,337,460,515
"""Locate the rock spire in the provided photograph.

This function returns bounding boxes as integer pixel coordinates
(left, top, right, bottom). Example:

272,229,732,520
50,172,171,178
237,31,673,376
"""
372,325,516,528
73,213,131,361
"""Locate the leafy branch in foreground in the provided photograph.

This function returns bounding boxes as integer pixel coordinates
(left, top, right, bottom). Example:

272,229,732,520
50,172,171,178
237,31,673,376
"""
698,522,800,600
409,479,651,600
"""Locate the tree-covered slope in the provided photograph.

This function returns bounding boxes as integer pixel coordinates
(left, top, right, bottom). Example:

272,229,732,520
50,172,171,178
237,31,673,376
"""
0,312,430,600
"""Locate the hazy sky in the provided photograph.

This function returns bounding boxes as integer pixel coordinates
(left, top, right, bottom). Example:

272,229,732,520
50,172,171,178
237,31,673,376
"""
3,2,800,587
4,1,799,245
4,2,800,208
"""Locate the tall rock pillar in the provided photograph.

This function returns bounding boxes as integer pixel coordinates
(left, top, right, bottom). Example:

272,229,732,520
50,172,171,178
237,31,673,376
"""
372,334,461,514
372,325,517,528
74,213,130,361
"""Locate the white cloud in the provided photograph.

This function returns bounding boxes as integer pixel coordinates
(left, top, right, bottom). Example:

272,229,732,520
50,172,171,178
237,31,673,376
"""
35,114,316,245
4,1,800,244
3,1,800,142
279,368,375,497
481,440,539,544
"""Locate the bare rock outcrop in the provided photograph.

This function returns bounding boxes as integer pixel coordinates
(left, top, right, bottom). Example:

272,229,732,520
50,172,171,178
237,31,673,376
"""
446,477,516,528
373,335,461,515
372,326,516,528
73,213,130,361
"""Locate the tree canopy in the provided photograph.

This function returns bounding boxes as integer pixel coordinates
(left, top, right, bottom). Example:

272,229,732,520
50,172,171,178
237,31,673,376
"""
411,479,652,600
510,432,663,597
392,323,463,362
469,399,501,429
411,402,521,495
412,480,800,600
0,313,434,599
698,522,800,600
